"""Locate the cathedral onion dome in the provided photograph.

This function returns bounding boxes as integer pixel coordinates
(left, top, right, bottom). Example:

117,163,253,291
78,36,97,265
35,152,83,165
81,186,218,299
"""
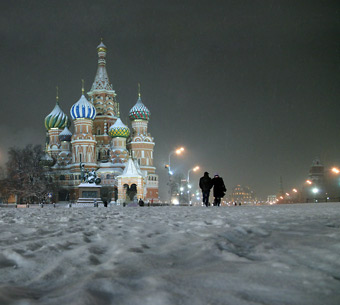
40,152,55,167
108,118,130,138
44,102,70,130
58,126,72,142
97,41,107,52
70,95,96,120
129,96,150,121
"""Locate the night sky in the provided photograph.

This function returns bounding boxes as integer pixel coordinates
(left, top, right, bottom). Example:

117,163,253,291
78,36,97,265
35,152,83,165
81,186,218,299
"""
0,1,339,199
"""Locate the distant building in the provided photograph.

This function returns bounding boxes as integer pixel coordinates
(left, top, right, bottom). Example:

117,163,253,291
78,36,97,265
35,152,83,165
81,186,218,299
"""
229,185,255,204
308,157,325,186
267,195,277,204
305,157,325,201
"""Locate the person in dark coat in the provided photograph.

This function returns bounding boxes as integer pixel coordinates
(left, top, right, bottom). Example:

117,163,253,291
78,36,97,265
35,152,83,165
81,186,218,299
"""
199,172,213,207
211,174,226,206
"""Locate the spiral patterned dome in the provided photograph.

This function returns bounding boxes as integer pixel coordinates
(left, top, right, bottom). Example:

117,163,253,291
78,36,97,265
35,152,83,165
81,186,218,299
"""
58,126,73,142
70,95,96,120
108,118,130,138
129,96,150,121
44,102,70,130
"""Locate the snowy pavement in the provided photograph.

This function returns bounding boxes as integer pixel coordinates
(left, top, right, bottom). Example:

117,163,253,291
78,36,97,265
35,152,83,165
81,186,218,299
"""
0,203,340,305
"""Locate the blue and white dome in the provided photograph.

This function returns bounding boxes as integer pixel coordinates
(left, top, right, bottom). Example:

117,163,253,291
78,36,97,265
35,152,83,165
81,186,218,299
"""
70,95,96,120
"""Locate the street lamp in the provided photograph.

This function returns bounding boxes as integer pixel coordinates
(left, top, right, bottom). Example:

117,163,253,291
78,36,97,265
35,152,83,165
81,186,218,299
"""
166,147,185,204
187,166,199,205
187,166,199,182
168,147,185,171
332,167,340,174
312,187,319,194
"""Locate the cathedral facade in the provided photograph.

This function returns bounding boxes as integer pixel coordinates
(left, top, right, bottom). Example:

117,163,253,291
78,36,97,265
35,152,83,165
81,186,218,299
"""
42,41,159,203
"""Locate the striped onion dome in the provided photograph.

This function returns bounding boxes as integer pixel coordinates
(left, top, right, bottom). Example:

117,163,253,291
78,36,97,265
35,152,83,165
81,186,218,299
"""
108,118,130,138
44,102,70,130
129,96,150,121
70,95,96,120
58,126,72,142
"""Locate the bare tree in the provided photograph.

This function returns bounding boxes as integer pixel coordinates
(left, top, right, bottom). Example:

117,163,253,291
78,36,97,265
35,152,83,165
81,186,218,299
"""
6,145,53,203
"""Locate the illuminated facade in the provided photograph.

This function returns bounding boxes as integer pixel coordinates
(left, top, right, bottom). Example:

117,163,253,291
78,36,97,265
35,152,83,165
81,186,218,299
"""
43,42,159,202
229,185,255,204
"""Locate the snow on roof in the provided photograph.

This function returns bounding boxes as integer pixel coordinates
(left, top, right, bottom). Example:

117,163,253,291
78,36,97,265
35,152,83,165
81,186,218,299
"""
118,158,143,178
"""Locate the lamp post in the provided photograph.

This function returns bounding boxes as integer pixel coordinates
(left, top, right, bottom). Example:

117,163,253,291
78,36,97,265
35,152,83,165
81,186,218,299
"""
187,166,199,205
166,147,185,204
168,147,184,172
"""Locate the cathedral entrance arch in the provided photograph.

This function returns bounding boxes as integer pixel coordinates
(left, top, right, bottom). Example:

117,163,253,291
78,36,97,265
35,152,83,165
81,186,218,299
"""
124,183,137,201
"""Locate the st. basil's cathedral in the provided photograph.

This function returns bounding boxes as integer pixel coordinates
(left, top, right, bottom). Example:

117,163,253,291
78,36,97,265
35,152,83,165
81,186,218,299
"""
42,41,159,203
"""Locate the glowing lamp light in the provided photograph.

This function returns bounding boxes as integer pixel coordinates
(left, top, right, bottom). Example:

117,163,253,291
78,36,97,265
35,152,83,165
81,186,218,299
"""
180,187,184,191
175,147,185,155
172,198,179,205
332,167,340,174
292,189,298,193
286,193,290,196
188,184,192,189
193,166,200,172
306,180,312,185
169,170,173,175
312,188,319,194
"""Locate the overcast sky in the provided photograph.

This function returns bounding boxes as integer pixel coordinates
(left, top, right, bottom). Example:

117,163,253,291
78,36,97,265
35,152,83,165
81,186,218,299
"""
0,0,339,199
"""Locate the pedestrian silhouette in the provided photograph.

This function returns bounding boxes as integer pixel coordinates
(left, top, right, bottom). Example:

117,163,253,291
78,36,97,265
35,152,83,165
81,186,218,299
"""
211,174,226,206
199,172,213,207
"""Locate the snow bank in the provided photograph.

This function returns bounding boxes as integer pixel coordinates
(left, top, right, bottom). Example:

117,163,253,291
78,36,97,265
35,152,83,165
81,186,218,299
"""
0,203,340,305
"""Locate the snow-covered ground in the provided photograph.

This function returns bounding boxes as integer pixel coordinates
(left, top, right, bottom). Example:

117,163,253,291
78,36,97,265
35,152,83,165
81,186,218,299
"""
0,203,339,305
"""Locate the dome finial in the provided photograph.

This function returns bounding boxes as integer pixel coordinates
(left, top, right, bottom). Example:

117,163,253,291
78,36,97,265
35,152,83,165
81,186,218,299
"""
56,86,59,104
138,83,141,98
81,79,85,95
117,103,120,117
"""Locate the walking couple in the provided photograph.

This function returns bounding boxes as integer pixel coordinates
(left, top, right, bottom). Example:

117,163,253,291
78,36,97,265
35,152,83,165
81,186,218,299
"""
199,172,226,207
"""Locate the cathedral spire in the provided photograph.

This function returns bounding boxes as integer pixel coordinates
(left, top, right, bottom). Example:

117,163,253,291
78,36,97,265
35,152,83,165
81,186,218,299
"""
81,79,85,95
138,83,141,98
89,40,113,91
56,86,59,104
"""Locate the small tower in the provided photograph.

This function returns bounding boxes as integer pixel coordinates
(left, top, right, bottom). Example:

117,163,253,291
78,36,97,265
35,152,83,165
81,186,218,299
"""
44,87,70,159
117,156,144,204
56,126,73,168
108,106,130,171
127,84,158,201
70,82,97,169
87,40,118,162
